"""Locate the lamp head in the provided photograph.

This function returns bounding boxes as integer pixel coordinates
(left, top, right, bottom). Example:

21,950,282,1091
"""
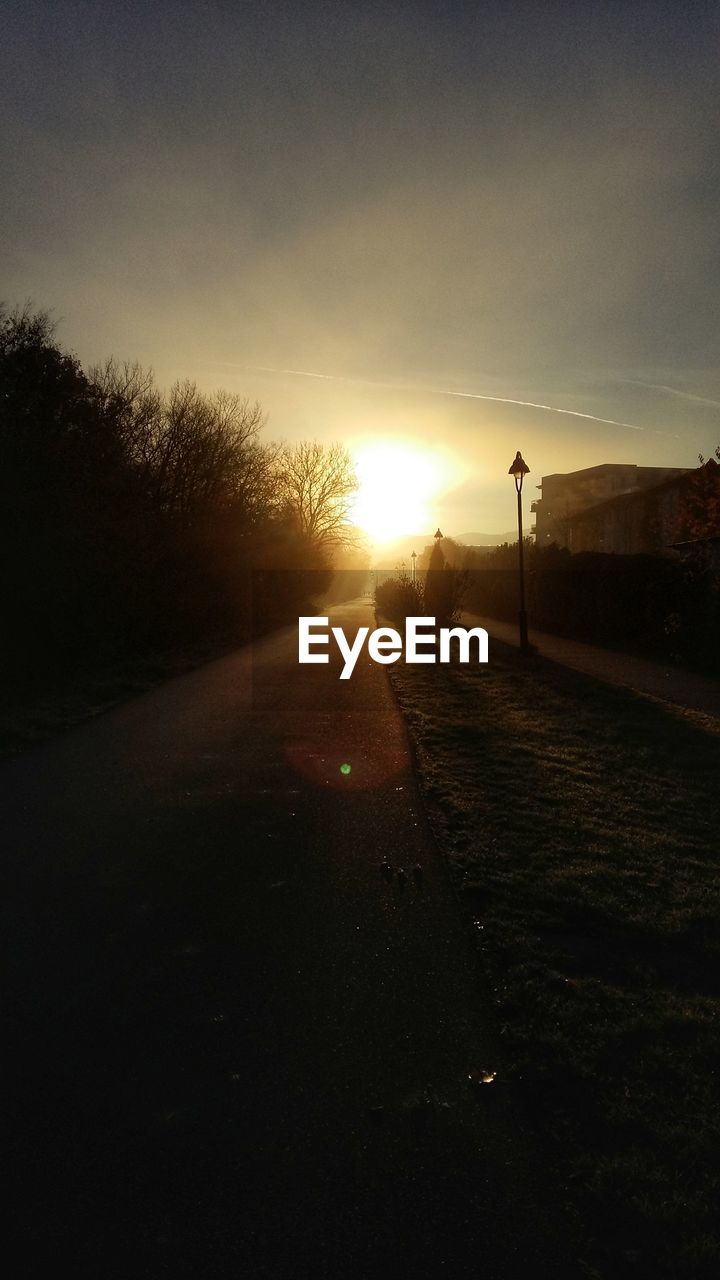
508,451,530,492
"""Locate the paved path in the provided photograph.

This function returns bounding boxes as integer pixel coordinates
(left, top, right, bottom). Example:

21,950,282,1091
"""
1,600,573,1279
464,612,720,717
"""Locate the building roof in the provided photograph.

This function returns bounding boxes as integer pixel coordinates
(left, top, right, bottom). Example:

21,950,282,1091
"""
567,459,718,525
537,462,689,489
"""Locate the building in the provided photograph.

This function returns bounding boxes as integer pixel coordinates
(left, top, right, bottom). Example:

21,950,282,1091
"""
532,463,690,552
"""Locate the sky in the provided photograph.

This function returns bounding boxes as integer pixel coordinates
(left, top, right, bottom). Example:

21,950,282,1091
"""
3,0,720,534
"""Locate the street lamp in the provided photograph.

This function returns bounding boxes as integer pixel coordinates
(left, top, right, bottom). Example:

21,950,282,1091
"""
411,550,417,583
508,451,530,652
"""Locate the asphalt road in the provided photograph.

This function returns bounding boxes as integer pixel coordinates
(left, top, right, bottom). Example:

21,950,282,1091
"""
2,600,573,1278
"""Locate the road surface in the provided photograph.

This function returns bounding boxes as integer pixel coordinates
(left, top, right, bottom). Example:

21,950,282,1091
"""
2,600,573,1278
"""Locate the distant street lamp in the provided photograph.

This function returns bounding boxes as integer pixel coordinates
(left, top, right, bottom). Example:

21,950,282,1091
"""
411,550,417,583
508,451,530,652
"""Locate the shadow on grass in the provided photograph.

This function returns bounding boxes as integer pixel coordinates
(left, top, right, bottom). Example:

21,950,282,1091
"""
389,640,720,1280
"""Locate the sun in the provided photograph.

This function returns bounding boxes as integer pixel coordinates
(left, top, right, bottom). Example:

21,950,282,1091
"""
348,441,450,543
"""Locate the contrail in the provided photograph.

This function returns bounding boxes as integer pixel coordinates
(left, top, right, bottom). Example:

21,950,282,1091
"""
211,362,680,437
616,377,720,411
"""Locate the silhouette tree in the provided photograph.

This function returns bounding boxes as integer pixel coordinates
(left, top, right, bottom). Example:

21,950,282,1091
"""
0,304,148,673
676,452,720,543
0,305,122,480
276,440,358,553
0,302,359,686
423,541,466,626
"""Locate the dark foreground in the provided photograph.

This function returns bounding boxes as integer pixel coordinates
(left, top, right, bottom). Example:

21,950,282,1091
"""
2,601,576,1278
390,635,720,1280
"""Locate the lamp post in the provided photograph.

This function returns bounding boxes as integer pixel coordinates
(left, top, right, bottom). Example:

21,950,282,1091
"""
411,550,417,583
508,451,530,652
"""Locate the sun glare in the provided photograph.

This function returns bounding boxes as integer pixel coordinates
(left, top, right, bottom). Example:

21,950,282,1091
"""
349,441,455,543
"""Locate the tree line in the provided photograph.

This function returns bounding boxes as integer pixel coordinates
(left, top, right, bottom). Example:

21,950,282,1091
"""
0,304,362,690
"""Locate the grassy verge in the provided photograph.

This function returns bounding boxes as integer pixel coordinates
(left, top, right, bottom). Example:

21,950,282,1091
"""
388,641,720,1280
0,633,243,760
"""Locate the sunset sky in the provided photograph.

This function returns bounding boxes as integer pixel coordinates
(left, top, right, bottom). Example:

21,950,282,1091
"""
3,0,720,534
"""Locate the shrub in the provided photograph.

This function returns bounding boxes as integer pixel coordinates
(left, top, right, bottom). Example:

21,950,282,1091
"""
375,573,424,624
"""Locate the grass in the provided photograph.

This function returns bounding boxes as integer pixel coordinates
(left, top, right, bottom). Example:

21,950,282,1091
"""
0,632,243,760
388,640,720,1280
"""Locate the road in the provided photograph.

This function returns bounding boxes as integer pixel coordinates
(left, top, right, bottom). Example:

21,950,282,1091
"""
2,600,573,1278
